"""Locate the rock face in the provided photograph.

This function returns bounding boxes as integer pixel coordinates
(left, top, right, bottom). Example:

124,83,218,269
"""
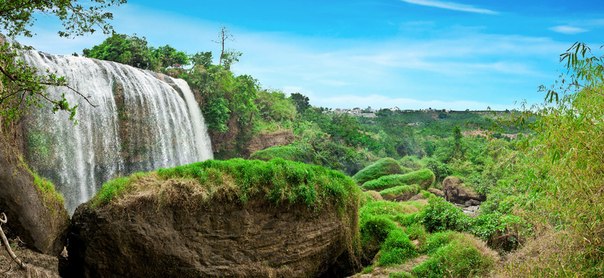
246,129,295,156
0,133,69,255
442,176,485,206
63,180,359,277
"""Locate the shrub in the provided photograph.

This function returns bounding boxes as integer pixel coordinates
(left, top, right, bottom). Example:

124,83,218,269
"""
379,184,420,201
378,229,418,266
412,233,498,278
399,155,423,170
362,169,435,191
421,196,470,233
353,157,403,185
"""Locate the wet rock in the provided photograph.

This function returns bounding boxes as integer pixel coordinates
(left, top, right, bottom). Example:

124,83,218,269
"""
442,176,485,206
0,133,69,255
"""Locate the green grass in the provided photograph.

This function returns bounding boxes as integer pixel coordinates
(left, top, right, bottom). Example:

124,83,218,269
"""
92,158,361,211
378,229,418,266
362,169,435,191
412,233,497,277
249,145,308,162
379,184,420,200
353,157,403,185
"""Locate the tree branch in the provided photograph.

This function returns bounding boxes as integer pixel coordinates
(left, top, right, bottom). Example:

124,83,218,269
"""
0,213,27,269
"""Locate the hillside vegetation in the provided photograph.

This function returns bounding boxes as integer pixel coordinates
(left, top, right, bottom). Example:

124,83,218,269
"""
83,34,604,276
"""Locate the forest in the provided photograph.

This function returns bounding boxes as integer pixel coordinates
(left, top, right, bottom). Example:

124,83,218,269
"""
0,1,603,277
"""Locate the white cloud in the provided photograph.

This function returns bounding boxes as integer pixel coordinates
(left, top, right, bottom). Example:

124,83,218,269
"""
401,0,498,15
549,25,588,35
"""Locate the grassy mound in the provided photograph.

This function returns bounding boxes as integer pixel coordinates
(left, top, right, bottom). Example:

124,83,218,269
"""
92,158,361,211
353,158,404,185
362,169,435,191
379,185,421,201
413,232,499,277
359,199,427,263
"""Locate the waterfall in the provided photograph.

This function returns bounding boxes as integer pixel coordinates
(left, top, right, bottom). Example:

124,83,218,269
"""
22,51,213,213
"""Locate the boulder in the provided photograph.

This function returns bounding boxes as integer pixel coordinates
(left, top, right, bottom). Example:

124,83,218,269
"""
442,176,485,205
427,188,445,198
0,133,69,255
62,159,361,278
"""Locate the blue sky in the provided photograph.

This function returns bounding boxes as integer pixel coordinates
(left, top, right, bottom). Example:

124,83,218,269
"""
17,0,604,109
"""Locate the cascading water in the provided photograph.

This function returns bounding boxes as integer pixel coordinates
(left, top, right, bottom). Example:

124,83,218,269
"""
22,51,214,213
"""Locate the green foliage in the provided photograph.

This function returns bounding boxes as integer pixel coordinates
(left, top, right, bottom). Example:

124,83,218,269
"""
422,157,451,184
490,42,604,274
399,155,423,170
353,157,403,185
83,33,189,71
412,233,497,278
379,184,421,200
359,199,425,261
362,169,435,191
250,145,306,162
421,231,455,254
378,229,418,266
289,92,310,113
0,0,125,38
255,90,296,124
420,197,469,233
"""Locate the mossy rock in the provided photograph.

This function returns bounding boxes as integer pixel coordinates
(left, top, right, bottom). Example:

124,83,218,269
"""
68,158,362,277
362,169,435,191
379,184,421,201
353,158,404,185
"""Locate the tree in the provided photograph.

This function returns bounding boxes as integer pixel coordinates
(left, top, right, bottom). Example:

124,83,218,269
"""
0,0,125,128
0,0,126,38
213,26,241,70
289,92,310,113
151,45,189,69
83,33,157,70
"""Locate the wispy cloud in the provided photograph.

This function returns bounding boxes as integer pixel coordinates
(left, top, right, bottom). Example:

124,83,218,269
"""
20,4,562,109
549,25,588,35
401,0,498,15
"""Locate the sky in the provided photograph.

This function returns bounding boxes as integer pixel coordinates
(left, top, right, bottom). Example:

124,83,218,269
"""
16,0,604,110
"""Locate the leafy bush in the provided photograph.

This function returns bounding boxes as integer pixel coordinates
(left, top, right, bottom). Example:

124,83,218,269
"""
379,184,421,201
353,157,403,185
362,169,435,191
421,197,470,232
378,229,418,266
412,233,498,277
